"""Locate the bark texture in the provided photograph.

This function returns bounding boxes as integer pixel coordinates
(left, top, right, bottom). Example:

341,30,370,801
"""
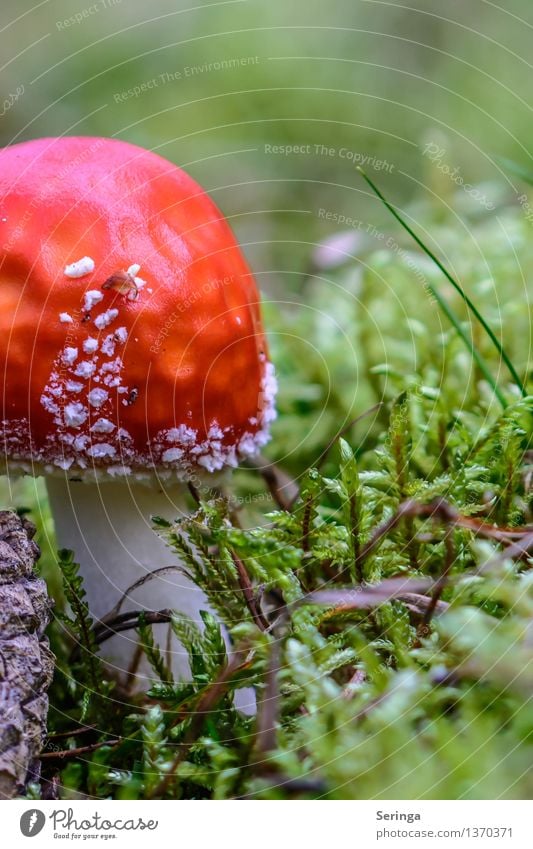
0,511,54,799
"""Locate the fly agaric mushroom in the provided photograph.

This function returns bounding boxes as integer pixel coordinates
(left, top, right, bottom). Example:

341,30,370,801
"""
0,136,276,684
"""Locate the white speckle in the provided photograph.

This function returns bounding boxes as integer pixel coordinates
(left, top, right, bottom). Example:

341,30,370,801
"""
124,264,147,297
254,429,271,448
86,442,116,458
55,457,74,470
166,425,197,446
74,435,89,451
162,447,184,463
235,316,242,325
88,388,109,408
73,360,96,378
62,346,78,365
100,334,116,356
83,337,98,354
59,312,73,323
108,465,132,477
197,453,225,472
238,434,258,455
208,423,224,441
225,445,239,467
104,375,121,387
40,394,59,415
64,256,95,278
94,308,119,329
259,362,278,425
91,417,115,434
101,357,121,374
114,327,128,344
66,380,84,393
64,402,88,428
83,290,104,311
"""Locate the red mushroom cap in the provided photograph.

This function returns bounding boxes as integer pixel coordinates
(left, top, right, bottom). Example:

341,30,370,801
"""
0,136,276,480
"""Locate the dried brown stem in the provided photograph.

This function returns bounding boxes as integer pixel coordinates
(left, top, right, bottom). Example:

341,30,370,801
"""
93,609,173,644
354,497,533,577
41,738,120,761
254,635,283,756
422,525,455,627
231,551,270,631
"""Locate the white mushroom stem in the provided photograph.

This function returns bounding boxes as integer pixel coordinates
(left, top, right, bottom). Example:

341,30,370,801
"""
45,475,214,688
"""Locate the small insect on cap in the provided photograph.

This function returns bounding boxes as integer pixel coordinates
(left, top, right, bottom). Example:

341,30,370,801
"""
0,136,276,481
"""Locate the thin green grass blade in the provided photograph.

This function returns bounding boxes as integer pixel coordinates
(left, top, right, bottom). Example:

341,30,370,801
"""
357,167,527,405
496,156,533,186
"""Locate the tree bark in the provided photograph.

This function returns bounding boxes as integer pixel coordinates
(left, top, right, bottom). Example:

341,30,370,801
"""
0,511,54,799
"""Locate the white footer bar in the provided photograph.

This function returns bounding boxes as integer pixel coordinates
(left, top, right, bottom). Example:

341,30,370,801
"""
5,800,531,848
